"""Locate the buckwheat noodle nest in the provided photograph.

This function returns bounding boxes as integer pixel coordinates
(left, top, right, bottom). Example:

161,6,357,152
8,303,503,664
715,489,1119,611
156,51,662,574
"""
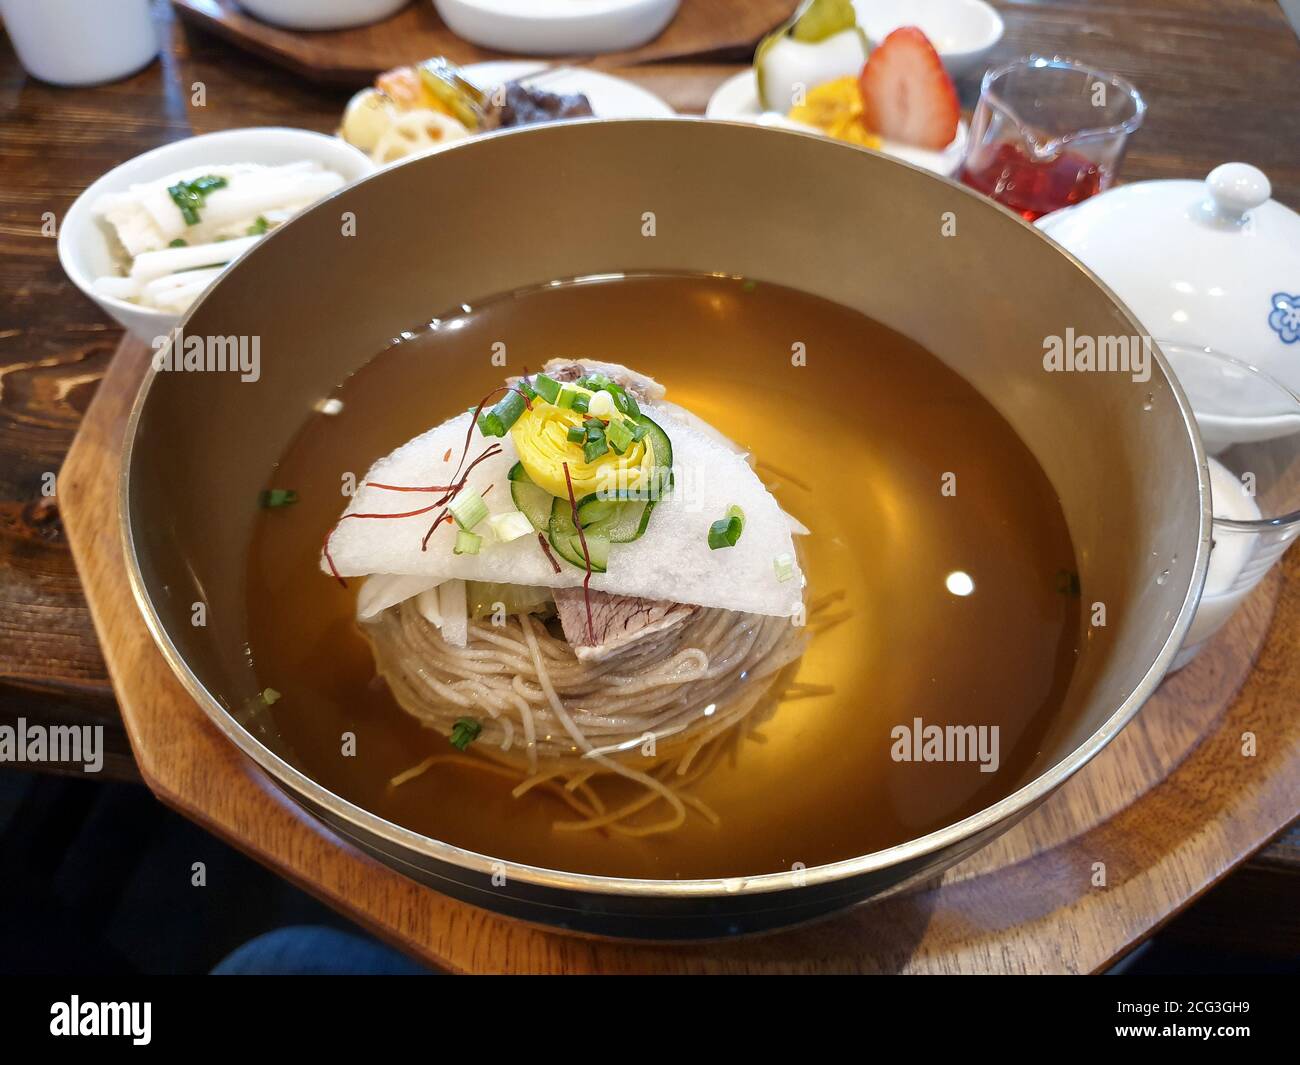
365,595,840,837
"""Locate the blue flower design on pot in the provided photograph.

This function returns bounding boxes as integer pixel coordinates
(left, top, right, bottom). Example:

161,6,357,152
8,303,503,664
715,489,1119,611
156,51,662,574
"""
1270,293,1300,344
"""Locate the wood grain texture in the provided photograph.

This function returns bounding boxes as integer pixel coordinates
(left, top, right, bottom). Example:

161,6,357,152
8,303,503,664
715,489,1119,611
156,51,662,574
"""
169,0,796,84
58,337,1300,973
1,0,1298,909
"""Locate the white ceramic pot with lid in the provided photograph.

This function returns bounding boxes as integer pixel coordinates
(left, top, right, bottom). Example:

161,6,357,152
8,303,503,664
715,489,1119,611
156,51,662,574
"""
1038,163,1300,445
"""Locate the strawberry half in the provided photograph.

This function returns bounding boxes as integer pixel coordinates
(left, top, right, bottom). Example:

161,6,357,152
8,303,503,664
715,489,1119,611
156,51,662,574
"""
858,27,960,150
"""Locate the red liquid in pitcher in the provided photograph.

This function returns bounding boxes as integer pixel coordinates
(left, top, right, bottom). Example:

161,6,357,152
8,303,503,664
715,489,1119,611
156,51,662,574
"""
960,142,1103,221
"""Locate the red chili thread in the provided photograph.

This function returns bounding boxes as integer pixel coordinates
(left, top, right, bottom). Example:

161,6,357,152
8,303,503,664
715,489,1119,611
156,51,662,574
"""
366,481,457,493
562,461,596,644
324,383,522,583
537,532,562,574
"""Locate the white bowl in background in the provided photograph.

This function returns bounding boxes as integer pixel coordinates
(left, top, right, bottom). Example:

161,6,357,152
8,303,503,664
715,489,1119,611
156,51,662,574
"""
854,0,1004,79
237,0,410,31
705,70,969,178
59,128,375,342
433,0,680,55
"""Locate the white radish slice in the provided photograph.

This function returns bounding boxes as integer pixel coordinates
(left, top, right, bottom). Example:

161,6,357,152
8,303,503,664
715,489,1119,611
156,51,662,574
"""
129,235,259,283
92,275,142,300
324,399,807,619
358,574,440,620
436,579,469,647
140,266,226,312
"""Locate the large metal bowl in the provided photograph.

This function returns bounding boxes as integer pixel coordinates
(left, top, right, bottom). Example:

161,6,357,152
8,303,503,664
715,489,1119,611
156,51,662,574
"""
121,119,1210,938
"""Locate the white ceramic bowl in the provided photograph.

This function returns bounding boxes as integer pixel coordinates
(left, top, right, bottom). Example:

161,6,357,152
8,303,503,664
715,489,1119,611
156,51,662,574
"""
59,128,375,342
433,0,680,55
237,0,410,31
853,0,1004,79
705,70,969,177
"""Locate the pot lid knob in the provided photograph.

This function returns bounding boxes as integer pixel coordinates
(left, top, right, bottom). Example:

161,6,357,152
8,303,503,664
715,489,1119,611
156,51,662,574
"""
1205,162,1271,223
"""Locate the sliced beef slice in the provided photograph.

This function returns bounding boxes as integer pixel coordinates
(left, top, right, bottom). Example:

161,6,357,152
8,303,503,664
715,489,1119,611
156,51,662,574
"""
553,587,696,662
534,358,666,402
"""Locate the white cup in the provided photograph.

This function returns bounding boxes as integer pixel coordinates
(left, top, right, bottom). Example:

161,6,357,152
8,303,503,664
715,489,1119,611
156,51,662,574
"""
1164,342,1300,670
0,0,159,86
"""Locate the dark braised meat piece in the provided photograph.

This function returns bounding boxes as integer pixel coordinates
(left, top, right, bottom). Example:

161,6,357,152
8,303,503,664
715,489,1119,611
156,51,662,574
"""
482,80,594,130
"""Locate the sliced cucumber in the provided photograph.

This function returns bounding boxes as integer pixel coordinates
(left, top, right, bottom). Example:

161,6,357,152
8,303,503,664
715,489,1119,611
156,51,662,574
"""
508,462,554,532
636,413,674,498
548,496,609,572
575,492,651,544
576,494,619,527
634,499,657,538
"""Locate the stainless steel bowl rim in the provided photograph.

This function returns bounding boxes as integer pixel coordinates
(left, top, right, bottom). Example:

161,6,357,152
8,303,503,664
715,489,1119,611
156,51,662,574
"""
119,117,1213,899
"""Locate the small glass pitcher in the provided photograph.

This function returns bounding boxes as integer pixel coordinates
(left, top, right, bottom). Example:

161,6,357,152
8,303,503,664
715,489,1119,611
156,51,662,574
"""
959,56,1146,221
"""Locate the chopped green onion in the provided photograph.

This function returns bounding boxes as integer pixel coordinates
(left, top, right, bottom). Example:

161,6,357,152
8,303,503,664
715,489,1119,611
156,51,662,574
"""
773,553,796,582
260,488,298,508
477,389,529,437
246,215,270,236
583,425,609,463
261,687,281,705
576,373,620,395
450,717,481,750
453,528,482,555
556,385,582,410
605,418,633,454
707,505,745,550
488,510,533,543
531,373,561,404
449,491,488,530
168,238,188,248
168,174,228,226
566,425,586,444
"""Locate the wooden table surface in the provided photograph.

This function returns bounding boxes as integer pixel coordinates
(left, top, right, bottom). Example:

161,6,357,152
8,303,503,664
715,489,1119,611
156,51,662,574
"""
2,0,1298,950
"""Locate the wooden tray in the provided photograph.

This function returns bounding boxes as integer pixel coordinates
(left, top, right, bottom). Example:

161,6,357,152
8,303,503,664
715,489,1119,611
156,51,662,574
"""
170,0,794,85
60,336,1300,973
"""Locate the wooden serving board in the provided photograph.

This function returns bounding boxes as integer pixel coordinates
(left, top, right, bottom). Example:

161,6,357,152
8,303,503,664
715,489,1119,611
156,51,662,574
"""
60,336,1300,974
169,0,795,86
